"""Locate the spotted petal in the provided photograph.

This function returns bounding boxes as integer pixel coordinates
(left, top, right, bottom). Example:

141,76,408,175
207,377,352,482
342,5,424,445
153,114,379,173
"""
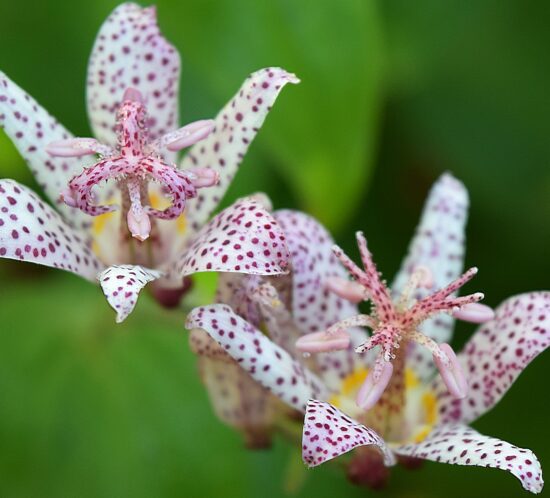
190,328,277,446
302,400,395,468
275,209,366,388
275,210,360,333
180,68,299,236
98,264,162,323
394,424,543,494
87,3,180,148
392,173,469,381
186,304,328,412
0,180,103,280
0,73,94,230
168,198,289,278
435,292,550,425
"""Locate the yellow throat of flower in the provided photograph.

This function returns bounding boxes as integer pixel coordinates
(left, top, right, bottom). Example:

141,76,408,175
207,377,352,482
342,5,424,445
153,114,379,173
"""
330,367,438,445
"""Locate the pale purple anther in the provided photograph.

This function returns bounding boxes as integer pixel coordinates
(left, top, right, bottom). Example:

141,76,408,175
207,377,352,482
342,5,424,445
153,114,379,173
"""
161,120,215,151
46,137,114,157
432,342,468,398
326,276,365,303
356,360,394,411
295,329,351,353
452,302,495,323
47,87,218,241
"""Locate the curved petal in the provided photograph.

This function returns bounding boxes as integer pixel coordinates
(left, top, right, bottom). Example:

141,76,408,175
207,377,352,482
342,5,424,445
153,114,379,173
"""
394,424,543,494
168,198,289,278
0,72,94,230
87,3,180,148
275,210,360,333
0,180,103,280
186,304,328,412
435,292,550,424
275,209,366,388
98,264,162,323
190,328,277,447
303,400,395,468
180,68,299,235
392,173,469,381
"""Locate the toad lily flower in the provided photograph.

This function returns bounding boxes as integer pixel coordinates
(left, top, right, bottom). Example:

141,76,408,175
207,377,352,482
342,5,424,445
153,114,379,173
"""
188,207,363,447
0,3,297,321
187,174,548,493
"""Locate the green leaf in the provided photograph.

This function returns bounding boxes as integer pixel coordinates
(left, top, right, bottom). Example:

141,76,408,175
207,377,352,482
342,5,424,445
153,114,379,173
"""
159,0,385,231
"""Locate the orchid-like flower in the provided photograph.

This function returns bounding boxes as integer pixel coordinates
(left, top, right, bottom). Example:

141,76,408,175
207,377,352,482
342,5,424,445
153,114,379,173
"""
0,3,298,321
188,205,362,447
187,174,548,493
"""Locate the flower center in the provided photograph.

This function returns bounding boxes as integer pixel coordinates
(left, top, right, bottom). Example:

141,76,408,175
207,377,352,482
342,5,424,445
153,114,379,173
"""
330,366,438,444
296,231,495,411
47,88,218,241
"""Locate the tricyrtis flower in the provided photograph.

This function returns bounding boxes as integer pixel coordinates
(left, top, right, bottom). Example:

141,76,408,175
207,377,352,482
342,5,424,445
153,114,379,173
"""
188,208,361,447
187,174,548,493
0,3,297,321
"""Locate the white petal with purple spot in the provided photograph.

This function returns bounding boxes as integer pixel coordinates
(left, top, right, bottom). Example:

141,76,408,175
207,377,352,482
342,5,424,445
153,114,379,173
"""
0,180,103,280
302,400,395,468
86,3,181,150
190,329,276,436
98,264,161,323
394,424,543,494
392,173,469,380
0,73,94,231
180,68,299,236
168,198,289,278
435,292,550,424
275,209,365,388
186,304,328,411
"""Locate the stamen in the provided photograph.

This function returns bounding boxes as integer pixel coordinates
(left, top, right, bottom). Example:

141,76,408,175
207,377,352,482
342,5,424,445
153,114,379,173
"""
432,343,468,399
295,329,351,353
452,302,495,323
327,314,377,335
160,120,215,151
326,276,365,303
356,358,393,411
46,138,113,157
186,167,220,189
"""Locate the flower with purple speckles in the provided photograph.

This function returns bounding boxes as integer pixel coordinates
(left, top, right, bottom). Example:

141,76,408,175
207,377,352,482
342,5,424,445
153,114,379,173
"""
189,207,361,447
187,173,549,494
0,3,298,322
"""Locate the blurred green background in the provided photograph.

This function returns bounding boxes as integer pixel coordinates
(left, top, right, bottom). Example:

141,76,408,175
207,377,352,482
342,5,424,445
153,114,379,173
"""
0,1,549,497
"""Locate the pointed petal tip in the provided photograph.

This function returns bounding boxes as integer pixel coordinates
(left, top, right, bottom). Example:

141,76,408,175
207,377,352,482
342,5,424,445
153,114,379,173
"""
439,171,467,192
258,67,300,85
247,192,273,211
99,265,161,324
303,400,395,468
